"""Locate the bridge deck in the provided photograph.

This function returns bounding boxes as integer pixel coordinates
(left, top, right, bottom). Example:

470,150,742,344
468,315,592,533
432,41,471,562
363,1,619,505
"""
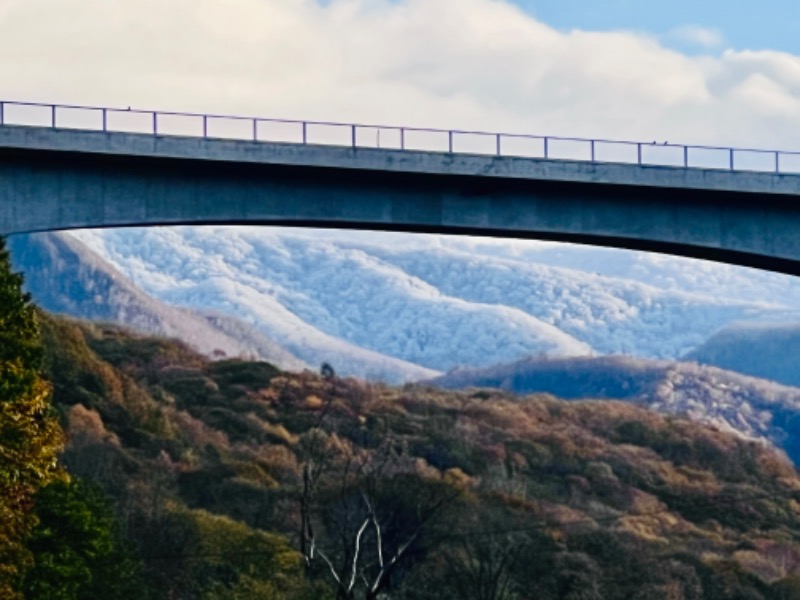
1,124,799,197
2,123,800,275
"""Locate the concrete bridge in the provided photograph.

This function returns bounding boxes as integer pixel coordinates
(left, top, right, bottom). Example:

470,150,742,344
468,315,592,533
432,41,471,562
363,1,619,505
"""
2,107,800,274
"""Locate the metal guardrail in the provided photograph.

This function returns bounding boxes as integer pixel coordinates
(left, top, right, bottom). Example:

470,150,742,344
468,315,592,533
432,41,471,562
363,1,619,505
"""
1,99,799,174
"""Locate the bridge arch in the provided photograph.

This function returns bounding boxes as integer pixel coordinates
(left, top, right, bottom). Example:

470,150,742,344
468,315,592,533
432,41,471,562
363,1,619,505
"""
2,124,800,274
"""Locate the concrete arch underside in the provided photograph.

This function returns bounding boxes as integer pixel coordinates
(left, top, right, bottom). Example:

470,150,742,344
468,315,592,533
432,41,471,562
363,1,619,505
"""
2,126,800,275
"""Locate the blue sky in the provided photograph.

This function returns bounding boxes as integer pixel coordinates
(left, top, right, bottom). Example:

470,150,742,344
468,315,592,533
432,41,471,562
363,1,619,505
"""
514,0,800,54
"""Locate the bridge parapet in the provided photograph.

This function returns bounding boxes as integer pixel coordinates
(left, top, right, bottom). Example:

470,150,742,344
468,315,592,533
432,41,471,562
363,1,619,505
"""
2,106,800,275
2,99,800,176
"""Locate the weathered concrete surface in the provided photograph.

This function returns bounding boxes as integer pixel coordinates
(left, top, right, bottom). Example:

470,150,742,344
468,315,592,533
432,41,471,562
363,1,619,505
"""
2,124,800,274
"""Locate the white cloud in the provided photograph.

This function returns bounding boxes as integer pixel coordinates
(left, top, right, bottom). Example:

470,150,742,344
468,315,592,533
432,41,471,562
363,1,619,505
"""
1,0,799,149
667,24,724,49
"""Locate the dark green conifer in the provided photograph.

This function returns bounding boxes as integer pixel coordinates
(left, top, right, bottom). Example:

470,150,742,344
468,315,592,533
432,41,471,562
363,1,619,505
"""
0,236,64,598
22,478,147,600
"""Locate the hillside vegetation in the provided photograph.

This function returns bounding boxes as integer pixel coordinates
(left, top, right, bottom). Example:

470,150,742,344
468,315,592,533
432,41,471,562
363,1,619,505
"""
689,322,800,388
38,316,800,598
432,354,800,464
0,240,64,599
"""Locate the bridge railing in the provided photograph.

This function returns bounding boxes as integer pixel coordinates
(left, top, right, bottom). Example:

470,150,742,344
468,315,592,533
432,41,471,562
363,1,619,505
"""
2,99,799,175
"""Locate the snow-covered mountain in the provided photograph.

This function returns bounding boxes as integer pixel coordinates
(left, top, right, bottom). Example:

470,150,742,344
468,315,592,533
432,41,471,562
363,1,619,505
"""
314,237,792,358
14,225,800,461
66,228,593,373
56,226,800,377
7,232,308,372
8,231,438,383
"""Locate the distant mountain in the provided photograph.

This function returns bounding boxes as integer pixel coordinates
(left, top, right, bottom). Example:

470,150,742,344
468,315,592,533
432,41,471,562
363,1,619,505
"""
13,225,800,385
325,236,797,359
687,321,800,387
7,232,309,371
68,226,798,371
8,231,437,383
67,228,594,372
429,354,800,462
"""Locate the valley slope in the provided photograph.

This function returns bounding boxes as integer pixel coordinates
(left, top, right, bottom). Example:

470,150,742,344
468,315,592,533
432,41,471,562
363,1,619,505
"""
41,315,800,599
431,354,800,463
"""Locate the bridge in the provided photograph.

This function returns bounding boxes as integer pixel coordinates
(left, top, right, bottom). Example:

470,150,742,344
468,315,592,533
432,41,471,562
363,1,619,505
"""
1,100,800,273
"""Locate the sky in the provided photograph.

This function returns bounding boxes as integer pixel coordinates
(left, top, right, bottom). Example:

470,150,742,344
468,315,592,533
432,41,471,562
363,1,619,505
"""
1,0,799,150
517,1,800,55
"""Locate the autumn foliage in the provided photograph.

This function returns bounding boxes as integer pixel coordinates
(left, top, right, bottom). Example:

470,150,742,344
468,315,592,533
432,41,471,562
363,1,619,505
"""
0,238,64,598
35,315,800,598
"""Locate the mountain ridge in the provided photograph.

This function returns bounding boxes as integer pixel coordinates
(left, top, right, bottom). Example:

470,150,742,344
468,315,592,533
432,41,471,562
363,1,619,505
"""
429,353,800,463
12,226,800,390
688,321,800,388
69,226,800,368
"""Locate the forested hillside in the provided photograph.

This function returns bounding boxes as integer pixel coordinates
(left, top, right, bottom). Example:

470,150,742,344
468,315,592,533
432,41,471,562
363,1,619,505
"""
431,354,800,464
32,315,800,598
689,322,800,388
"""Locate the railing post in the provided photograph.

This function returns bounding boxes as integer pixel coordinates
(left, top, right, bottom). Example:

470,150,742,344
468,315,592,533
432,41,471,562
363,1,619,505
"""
153,112,157,135
203,115,208,138
51,104,56,128
101,108,107,132
684,146,688,168
775,151,780,173
400,128,405,150
302,122,307,144
637,143,642,165
448,131,453,153
1,101,5,126
496,134,501,156
544,137,549,159
352,125,356,149
729,148,734,170
252,118,257,141
590,140,595,162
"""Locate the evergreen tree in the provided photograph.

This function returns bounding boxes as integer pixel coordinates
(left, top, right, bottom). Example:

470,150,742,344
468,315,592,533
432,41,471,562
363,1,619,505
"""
22,478,147,600
0,236,64,598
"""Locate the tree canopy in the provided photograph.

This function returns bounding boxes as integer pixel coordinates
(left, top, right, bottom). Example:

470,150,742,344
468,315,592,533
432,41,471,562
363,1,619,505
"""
30,313,800,598
0,237,64,597
22,478,147,600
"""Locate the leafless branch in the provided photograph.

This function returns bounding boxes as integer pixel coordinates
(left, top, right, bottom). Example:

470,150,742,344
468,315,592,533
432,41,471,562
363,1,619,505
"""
348,517,370,592
316,547,343,588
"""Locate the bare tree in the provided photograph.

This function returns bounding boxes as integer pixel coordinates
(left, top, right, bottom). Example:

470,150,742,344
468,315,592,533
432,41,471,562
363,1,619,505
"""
297,401,457,599
439,532,526,600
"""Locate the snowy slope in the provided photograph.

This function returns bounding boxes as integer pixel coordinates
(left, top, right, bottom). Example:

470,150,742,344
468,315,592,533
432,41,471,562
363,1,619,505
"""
10,231,438,383
70,228,591,372
154,274,441,381
449,238,800,306
67,226,800,374
319,237,791,358
7,232,310,372
317,230,800,307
